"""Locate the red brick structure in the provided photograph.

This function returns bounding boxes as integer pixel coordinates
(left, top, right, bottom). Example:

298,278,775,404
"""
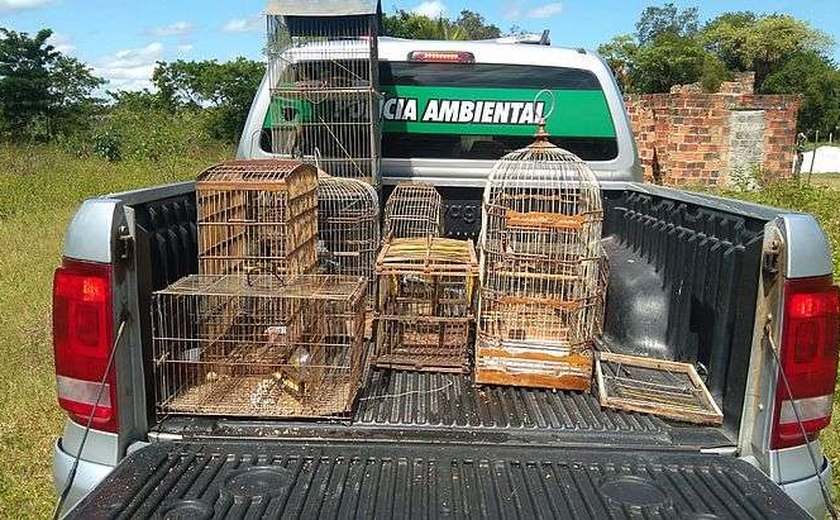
624,74,800,187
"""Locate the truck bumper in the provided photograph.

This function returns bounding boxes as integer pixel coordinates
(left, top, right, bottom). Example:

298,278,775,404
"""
52,438,115,518
779,456,832,519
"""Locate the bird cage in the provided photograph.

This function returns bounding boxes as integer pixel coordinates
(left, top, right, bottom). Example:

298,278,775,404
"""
374,237,478,373
152,274,367,418
265,0,382,185
196,160,318,277
316,176,380,309
476,125,607,391
382,183,443,241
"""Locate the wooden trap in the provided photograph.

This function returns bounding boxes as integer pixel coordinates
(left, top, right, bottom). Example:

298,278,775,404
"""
595,351,723,425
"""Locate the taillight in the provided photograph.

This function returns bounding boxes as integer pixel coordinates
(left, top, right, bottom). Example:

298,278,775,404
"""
408,50,475,63
53,258,118,432
771,276,840,449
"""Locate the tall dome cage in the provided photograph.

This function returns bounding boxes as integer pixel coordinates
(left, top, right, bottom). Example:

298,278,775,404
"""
476,125,608,391
316,175,380,308
265,1,382,185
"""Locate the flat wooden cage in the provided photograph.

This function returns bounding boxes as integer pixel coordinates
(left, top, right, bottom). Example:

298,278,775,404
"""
375,237,478,373
152,274,367,419
196,160,318,277
476,128,607,391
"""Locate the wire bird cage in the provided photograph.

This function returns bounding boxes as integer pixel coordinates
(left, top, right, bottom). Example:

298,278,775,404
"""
316,176,380,309
152,274,367,418
196,160,318,277
265,1,381,184
476,125,607,391
382,183,443,241
374,237,478,372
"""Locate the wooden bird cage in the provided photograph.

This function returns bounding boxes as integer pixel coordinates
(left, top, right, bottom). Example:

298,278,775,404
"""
382,183,443,241
152,274,367,418
476,127,607,391
316,176,380,308
374,237,478,373
265,1,381,185
196,160,318,277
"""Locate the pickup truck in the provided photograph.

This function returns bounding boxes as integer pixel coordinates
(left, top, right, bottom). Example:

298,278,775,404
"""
53,38,837,518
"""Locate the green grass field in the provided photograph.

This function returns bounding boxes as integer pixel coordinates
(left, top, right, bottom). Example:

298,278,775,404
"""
0,146,838,518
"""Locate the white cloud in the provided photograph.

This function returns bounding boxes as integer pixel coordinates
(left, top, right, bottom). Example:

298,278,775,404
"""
412,0,445,19
176,44,194,54
0,0,54,13
48,32,75,54
96,42,165,92
222,16,263,34
153,21,192,37
525,2,563,19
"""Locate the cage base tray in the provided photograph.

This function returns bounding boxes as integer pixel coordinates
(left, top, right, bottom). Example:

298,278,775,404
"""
594,351,723,425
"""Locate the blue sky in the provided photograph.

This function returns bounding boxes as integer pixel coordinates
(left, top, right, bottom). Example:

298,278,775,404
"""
2,0,839,91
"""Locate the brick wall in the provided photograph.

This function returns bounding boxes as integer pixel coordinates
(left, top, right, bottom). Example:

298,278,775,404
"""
624,76,800,187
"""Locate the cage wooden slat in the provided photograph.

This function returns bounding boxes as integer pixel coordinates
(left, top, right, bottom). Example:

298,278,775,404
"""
152,274,367,419
476,126,608,391
196,160,318,277
374,237,477,373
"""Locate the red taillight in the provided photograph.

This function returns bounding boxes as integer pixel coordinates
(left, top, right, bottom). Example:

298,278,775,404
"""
408,50,475,63
53,258,118,432
771,276,840,449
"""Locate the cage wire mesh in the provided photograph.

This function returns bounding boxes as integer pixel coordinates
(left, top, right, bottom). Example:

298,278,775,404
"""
476,125,607,391
152,274,367,418
382,183,443,241
316,175,380,308
196,160,318,277
265,5,381,184
374,237,478,372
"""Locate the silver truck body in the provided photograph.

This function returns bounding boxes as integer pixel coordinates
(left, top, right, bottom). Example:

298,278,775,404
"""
54,39,833,518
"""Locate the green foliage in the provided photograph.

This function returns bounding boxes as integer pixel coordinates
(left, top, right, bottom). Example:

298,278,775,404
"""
153,58,264,142
760,51,840,136
631,33,707,93
636,2,699,44
0,27,104,142
703,13,834,88
382,9,500,40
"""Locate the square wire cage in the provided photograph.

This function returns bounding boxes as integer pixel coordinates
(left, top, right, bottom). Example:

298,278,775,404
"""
374,237,478,372
382,183,443,242
196,160,318,277
265,3,381,184
316,176,380,309
151,274,367,419
475,130,608,391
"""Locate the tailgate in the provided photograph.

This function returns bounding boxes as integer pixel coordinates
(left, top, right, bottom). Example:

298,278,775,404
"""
68,441,806,519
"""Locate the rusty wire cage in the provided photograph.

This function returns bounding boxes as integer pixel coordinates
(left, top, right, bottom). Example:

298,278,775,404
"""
152,274,367,418
374,237,478,372
316,176,380,308
265,1,381,184
476,127,607,391
382,183,443,241
196,160,318,277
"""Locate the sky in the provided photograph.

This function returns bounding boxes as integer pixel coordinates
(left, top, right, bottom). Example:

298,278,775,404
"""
1,0,839,91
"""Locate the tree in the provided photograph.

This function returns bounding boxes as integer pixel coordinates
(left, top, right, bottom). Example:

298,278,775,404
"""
761,51,840,136
382,9,500,40
0,27,103,140
703,13,833,88
636,2,699,45
598,35,639,91
631,33,719,93
153,58,264,142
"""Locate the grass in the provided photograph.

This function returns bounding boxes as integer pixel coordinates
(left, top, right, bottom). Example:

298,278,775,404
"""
0,144,229,519
0,145,839,518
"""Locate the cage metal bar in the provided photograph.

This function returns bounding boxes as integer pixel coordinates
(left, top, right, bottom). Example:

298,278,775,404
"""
382,183,443,242
152,274,367,419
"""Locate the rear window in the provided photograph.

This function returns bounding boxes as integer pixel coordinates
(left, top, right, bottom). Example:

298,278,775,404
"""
379,62,618,162
260,60,619,162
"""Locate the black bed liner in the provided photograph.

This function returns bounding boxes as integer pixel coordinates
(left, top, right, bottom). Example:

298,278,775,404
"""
156,370,732,449
68,440,806,519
